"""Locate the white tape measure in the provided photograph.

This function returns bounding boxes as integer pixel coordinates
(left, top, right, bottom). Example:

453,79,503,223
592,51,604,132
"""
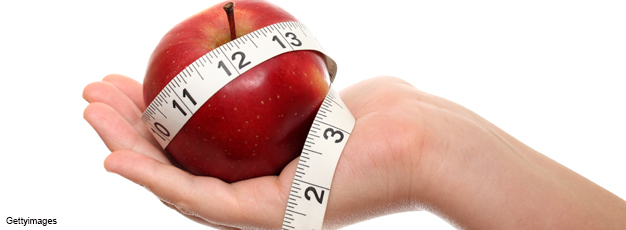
141,22,355,229
282,86,354,229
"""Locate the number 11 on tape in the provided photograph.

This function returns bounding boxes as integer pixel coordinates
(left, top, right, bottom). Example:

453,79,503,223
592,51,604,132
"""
282,86,355,230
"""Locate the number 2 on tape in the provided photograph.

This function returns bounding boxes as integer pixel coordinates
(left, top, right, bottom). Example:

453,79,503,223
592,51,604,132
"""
140,22,355,229
282,86,355,230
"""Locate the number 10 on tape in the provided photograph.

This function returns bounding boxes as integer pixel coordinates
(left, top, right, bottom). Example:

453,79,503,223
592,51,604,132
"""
138,21,354,229
282,86,355,230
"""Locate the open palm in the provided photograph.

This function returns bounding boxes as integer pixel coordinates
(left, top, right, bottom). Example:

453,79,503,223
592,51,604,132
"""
83,74,422,229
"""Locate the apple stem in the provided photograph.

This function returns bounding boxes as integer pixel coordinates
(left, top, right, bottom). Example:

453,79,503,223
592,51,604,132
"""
223,2,236,41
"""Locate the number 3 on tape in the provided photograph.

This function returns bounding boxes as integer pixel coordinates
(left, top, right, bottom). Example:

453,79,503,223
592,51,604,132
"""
140,22,355,229
282,86,355,230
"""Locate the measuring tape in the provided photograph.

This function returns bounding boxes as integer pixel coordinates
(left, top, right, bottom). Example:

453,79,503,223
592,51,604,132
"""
141,22,355,229
281,86,354,229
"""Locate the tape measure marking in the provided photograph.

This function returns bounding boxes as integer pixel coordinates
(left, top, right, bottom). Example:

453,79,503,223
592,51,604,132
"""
282,86,355,230
141,22,354,230
141,22,336,149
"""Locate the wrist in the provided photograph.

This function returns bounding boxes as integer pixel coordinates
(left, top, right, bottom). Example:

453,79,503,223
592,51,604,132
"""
403,94,518,225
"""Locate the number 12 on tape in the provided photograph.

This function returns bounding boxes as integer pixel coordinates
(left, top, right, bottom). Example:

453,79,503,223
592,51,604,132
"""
282,86,355,230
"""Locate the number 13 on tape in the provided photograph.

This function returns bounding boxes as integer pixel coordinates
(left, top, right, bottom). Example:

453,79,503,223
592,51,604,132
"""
282,86,355,230
139,21,354,229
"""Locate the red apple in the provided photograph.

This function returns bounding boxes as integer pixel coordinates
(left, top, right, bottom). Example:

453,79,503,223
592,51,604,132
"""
143,0,330,182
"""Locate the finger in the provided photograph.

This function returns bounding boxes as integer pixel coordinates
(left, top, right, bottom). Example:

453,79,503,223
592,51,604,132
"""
224,156,300,228
105,150,290,229
339,76,414,117
83,80,158,147
226,158,301,228
102,74,146,111
84,102,170,164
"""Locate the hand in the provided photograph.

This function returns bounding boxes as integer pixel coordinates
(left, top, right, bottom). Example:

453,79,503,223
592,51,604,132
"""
83,74,626,229
82,74,423,229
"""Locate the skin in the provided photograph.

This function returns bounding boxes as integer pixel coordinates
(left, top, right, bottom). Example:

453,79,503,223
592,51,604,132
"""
83,74,626,229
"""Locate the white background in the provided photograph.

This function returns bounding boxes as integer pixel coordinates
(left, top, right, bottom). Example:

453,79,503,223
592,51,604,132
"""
1,0,624,229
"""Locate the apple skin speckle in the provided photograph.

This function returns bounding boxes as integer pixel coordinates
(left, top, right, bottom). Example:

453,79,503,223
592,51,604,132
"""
142,0,330,183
